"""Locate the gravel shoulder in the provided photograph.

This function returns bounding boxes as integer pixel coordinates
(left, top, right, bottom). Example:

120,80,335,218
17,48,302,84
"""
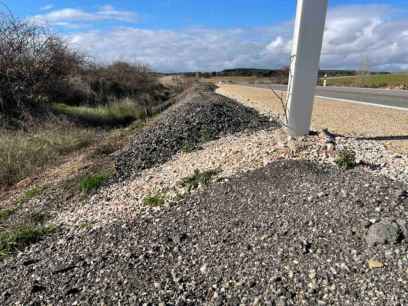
216,84,408,154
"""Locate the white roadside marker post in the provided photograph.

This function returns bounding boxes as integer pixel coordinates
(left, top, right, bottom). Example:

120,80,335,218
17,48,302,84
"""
286,0,328,136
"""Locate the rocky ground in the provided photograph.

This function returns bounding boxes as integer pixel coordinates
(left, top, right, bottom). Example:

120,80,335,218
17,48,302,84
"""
1,160,408,305
1,84,407,305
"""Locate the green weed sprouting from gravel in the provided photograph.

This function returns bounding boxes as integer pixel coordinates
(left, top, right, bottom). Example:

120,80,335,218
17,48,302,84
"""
16,186,45,205
335,148,357,170
79,173,111,193
181,168,221,192
181,143,197,153
143,193,166,207
199,128,213,142
0,208,16,222
0,225,56,259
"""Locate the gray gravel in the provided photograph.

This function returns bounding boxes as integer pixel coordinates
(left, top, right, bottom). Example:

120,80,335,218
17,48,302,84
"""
115,84,279,178
1,160,407,305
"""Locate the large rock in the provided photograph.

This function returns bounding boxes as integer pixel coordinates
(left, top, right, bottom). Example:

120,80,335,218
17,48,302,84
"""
365,219,405,247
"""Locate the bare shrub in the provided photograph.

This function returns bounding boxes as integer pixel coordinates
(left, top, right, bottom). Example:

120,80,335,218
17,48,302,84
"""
0,10,84,118
83,62,157,104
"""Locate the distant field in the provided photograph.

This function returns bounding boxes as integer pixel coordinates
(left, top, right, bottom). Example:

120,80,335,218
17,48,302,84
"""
325,73,408,89
206,76,280,85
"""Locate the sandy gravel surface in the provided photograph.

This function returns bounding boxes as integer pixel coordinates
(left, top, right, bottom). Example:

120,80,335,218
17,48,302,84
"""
57,128,289,227
216,84,408,154
57,128,408,228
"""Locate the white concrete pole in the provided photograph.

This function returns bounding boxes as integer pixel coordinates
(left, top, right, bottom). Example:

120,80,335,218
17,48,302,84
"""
286,0,328,136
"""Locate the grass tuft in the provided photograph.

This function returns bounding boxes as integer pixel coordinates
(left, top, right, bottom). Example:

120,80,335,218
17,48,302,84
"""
181,168,221,192
143,193,166,207
79,173,111,193
180,143,197,153
335,148,357,170
16,186,45,205
0,225,56,259
0,208,16,222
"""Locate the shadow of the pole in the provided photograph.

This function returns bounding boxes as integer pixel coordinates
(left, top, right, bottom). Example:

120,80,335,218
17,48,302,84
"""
355,135,408,141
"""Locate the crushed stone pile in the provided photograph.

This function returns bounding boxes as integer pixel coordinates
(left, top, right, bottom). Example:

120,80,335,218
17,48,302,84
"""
1,160,407,305
115,84,280,178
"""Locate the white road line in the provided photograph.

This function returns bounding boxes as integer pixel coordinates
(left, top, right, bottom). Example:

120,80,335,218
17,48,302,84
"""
315,95,408,112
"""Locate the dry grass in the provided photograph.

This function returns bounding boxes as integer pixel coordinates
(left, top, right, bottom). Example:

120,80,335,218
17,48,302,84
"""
0,126,96,186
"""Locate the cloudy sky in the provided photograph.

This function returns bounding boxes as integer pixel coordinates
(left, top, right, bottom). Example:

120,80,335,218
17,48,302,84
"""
4,0,408,72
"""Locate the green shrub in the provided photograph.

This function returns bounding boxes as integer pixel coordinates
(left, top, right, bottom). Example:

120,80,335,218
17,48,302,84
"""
79,174,110,193
181,168,221,192
0,225,56,259
335,148,357,170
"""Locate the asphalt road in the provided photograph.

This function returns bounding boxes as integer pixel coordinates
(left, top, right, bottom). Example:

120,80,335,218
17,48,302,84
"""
242,83,408,110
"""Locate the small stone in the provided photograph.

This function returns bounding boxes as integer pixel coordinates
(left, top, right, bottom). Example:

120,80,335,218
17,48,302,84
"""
153,282,161,289
200,263,208,274
309,270,316,279
368,259,384,269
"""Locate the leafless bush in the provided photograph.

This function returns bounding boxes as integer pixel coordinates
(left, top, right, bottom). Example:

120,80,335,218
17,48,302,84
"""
0,9,84,117
82,62,157,104
0,8,168,126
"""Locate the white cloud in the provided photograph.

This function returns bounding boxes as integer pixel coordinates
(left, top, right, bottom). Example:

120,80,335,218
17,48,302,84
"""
31,5,138,27
62,4,408,72
40,4,54,11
